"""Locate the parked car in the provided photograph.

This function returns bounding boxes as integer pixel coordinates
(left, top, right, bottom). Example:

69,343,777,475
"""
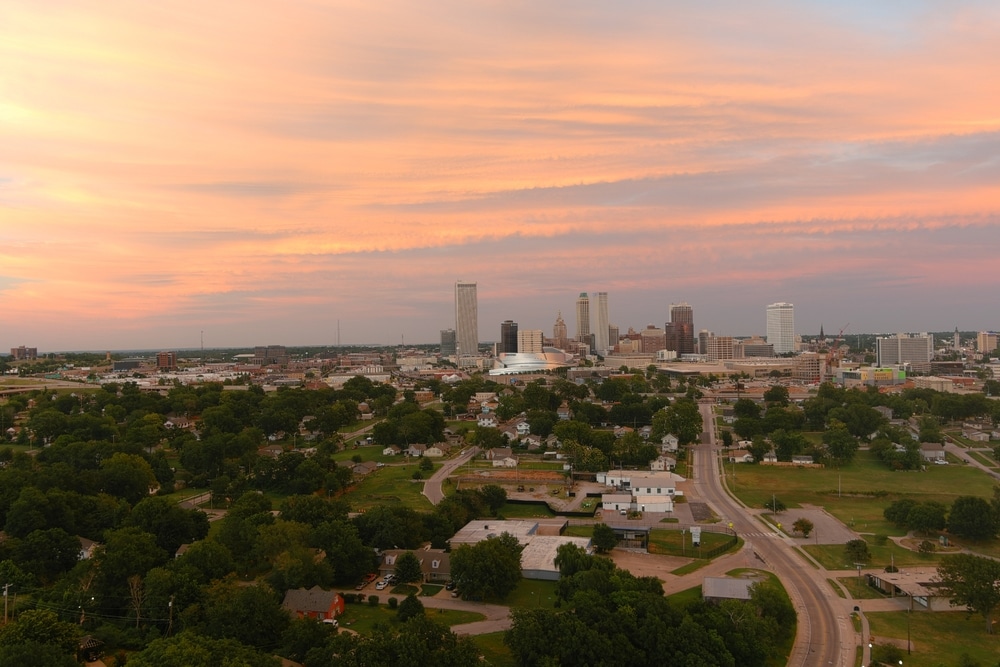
322,618,339,628
934,459,949,465
445,581,456,591
375,581,388,590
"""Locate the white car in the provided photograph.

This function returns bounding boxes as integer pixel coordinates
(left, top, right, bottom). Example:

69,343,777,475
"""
375,580,388,590
934,459,949,465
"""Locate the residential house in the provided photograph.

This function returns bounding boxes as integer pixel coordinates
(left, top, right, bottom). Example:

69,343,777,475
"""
556,404,572,421
352,461,378,476
639,425,653,440
614,426,634,438
259,444,285,459
424,442,452,458
522,435,543,451
791,455,814,465
762,451,778,463
963,430,990,443
874,406,894,420
405,443,427,457
477,415,498,428
485,447,513,461
382,445,402,456
649,455,677,471
78,537,99,560
919,442,946,462
728,452,754,463
379,548,451,583
281,586,345,621
660,434,680,453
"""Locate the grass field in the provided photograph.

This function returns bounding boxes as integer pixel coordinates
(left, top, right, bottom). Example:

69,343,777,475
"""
648,528,736,558
497,502,556,518
665,585,702,607
867,611,1000,666
803,542,941,570
472,632,515,667
730,450,998,538
337,602,484,635
836,576,887,600
342,463,436,511
505,579,559,610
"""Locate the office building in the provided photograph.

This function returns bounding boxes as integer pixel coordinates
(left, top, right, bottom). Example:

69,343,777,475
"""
876,333,933,369
594,292,609,354
455,281,479,364
766,302,795,355
639,325,667,353
517,329,544,354
9,346,37,360
665,302,695,355
440,329,456,357
553,312,569,350
500,320,518,354
575,293,590,344
977,332,998,354
704,336,735,362
156,351,178,371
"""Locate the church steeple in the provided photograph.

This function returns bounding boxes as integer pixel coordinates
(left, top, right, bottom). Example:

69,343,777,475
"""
819,323,825,340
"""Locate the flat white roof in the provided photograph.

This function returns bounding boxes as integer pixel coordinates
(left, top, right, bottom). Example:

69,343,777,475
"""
450,520,538,546
520,536,592,573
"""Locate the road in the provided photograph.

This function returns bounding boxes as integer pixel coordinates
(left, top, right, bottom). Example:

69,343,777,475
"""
422,446,479,504
695,402,849,667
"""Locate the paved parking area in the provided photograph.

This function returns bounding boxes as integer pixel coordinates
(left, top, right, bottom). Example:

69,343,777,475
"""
779,505,857,545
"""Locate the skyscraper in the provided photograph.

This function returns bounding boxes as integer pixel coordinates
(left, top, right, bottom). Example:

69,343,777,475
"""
766,302,795,355
500,320,518,354
665,302,695,355
575,293,590,344
454,281,478,364
876,333,933,367
594,292,609,354
553,311,568,350
440,329,456,356
518,329,543,354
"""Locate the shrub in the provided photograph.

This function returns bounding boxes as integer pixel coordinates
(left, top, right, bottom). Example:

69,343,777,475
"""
368,595,379,606
918,540,936,553
412,471,423,480
387,597,398,610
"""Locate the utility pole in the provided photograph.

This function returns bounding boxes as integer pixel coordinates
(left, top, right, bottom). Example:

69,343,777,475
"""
3,583,9,623
167,595,175,637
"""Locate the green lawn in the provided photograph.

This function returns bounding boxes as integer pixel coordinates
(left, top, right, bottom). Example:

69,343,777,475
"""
670,560,710,576
968,450,998,468
648,528,736,558
665,585,702,607
505,579,559,610
342,463,436,510
803,542,941,570
731,450,998,538
337,602,484,635
472,631,516,667
563,525,594,538
867,611,1000,667
836,576,887,600
497,502,556,518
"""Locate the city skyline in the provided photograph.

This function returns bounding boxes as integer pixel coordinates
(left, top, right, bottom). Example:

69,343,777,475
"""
3,2,1000,350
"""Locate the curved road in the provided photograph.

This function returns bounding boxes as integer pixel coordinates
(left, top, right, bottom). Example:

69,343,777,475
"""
423,446,479,504
695,402,849,667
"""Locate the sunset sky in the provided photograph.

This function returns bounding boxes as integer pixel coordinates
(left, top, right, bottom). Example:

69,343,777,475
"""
2,1,999,351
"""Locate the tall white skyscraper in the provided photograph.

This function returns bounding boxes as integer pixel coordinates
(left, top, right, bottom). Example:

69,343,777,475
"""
575,292,590,344
594,292,609,354
766,302,795,355
455,281,478,364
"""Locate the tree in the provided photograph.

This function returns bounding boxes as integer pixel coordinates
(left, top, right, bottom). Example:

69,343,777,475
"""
591,523,618,554
905,501,947,535
762,385,789,405
196,578,290,649
822,424,858,465
763,497,786,513
936,553,1000,633
844,539,871,564
397,593,425,622
948,496,998,541
884,498,918,527
450,532,523,601
792,518,814,538
394,551,423,584
127,632,279,667
479,484,507,516
100,452,159,503
0,609,81,655
651,399,703,446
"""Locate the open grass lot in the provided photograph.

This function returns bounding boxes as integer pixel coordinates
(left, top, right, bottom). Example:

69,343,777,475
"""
648,528,737,558
331,445,402,464
803,542,941,570
342,463,436,511
472,632,516,667
666,585,703,607
563,525,594,538
505,579,559,610
337,602,485,635
836,576,887,600
731,450,998,538
967,450,998,468
867,611,1000,666
497,502,556,518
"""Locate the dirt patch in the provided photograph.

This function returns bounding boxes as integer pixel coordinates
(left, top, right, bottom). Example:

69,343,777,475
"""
688,502,714,522
610,549,691,580
898,537,961,553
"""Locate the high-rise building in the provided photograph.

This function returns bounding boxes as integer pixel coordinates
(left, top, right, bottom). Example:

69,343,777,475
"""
704,336,735,361
440,329,456,356
876,333,933,368
518,329,543,354
977,332,998,354
698,330,712,355
665,302,695,355
594,292,609,354
500,320,519,354
608,324,619,350
455,281,479,364
766,302,795,355
553,311,569,350
575,293,591,345
9,346,37,360
640,325,667,353
156,351,178,371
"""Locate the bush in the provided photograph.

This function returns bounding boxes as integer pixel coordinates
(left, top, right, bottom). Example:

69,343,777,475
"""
918,540,936,553
387,597,398,610
412,471,423,480
872,534,888,546
368,595,379,606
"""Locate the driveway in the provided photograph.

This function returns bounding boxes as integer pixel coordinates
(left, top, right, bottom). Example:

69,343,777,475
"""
422,447,478,504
